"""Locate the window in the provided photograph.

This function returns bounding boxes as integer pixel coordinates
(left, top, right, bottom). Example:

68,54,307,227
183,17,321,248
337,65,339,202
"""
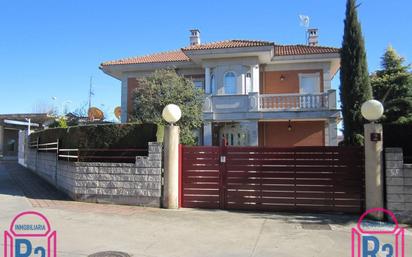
224,71,237,94
211,74,216,94
299,73,320,94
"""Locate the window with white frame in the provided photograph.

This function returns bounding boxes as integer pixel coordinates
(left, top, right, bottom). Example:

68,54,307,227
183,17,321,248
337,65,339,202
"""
224,71,237,94
299,73,320,94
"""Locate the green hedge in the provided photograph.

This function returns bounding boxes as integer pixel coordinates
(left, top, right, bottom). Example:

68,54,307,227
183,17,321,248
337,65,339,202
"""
29,123,158,149
383,124,412,163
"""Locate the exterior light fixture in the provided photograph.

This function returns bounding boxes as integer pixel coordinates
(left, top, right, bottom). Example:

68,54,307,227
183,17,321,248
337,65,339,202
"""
288,120,292,131
361,100,384,122
280,75,286,81
162,104,182,124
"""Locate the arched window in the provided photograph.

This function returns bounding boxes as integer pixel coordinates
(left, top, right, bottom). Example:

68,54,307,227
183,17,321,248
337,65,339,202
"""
224,72,237,94
211,74,216,94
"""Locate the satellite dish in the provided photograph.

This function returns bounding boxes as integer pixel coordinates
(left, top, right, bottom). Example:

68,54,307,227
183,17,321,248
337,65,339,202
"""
299,15,310,28
114,106,121,120
88,107,104,121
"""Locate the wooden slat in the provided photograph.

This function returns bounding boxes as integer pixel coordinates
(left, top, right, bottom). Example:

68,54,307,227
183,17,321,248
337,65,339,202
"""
181,145,365,213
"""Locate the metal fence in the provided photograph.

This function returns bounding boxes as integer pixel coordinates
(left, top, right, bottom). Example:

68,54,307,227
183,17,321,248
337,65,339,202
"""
29,138,148,163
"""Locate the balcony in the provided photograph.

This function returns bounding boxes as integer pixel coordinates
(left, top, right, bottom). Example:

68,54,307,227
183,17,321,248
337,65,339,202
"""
203,90,337,113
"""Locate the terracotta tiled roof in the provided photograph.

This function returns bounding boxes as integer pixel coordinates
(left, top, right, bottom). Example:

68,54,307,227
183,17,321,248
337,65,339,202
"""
101,41,340,66
182,39,274,50
274,44,340,56
100,50,190,66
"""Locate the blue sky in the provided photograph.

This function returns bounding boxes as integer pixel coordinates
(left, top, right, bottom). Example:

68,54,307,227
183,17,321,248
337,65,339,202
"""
1,0,411,120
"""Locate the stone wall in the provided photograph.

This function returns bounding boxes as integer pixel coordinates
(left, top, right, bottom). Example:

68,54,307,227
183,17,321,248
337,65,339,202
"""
25,142,163,207
385,148,412,223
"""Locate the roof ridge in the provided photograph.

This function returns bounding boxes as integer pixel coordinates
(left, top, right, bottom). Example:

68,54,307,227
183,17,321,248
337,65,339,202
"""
275,43,340,49
182,39,274,51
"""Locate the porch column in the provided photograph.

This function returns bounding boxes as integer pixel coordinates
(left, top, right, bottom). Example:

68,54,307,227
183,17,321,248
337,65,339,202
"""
205,67,211,94
249,121,259,146
120,77,128,123
0,125,3,157
323,68,332,91
250,65,260,93
240,121,258,146
328,118,338,146
203,122,212,146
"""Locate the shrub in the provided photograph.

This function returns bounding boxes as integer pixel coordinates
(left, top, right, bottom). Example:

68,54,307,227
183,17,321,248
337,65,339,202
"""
29,123,157,149
383,124,412,163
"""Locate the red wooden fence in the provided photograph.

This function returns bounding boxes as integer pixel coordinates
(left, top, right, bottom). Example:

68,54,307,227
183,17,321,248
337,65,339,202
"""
181,145,365,214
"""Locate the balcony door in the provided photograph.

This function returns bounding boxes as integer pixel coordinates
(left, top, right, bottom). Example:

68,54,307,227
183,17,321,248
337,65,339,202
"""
219,123,249,146
299,73,320,94
299,73,320,108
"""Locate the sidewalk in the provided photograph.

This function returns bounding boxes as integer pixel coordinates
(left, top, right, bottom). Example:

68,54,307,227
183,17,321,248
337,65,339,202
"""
0,162,410,257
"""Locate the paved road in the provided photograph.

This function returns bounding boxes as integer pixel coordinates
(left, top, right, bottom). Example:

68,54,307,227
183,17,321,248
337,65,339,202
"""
0,162,411,257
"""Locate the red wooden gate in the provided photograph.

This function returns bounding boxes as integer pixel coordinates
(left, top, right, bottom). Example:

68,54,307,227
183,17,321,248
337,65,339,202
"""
181,145,364,213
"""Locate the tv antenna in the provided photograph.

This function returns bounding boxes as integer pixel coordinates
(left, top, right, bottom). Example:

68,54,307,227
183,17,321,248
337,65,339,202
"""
299,14,310,44
88,76,94,111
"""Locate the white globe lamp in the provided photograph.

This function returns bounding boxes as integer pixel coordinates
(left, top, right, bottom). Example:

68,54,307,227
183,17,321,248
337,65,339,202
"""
162,104,182,124
361,100,384,122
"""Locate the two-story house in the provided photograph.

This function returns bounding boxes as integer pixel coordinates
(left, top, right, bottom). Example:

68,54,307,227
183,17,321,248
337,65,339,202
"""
100,29,340,147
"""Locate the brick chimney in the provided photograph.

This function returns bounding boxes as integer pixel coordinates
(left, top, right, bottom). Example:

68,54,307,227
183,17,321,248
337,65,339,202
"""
189,29,201,46
307,28,318,46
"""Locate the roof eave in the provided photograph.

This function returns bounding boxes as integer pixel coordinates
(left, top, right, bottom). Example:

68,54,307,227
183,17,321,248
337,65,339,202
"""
99,61,197,79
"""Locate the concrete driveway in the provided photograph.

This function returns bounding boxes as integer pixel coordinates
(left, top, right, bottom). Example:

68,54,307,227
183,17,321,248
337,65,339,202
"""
0,161,410,257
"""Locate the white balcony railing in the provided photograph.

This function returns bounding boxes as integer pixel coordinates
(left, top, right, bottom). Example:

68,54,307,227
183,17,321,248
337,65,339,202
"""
259,93,329,111
203,90,337,113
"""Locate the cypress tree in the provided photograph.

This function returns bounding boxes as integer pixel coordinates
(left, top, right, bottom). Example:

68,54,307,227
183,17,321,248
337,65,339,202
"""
340,0,372,145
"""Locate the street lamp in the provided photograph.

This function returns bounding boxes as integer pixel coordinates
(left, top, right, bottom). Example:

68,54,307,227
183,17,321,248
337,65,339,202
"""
161,104,181,209
162,104,182,124
361,99,384,122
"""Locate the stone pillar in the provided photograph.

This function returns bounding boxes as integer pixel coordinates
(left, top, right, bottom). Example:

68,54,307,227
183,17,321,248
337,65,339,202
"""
163,125,180,209
364,123,384,219
384,148,412,223
0,125,3,158
203,122,212,146
205,67,211,94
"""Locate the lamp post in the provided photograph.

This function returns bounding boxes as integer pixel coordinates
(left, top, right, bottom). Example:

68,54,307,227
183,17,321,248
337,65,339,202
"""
162,104,182,209
361,99,384,219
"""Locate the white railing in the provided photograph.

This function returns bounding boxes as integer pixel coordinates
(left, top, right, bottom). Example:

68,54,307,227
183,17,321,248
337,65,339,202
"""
259,93,329,111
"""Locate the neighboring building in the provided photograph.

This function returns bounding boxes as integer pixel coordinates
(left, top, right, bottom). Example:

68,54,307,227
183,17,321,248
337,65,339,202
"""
0,113,52,160
100,29,340,147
